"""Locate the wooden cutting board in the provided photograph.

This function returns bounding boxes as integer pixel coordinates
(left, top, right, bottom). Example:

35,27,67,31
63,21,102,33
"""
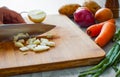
0,15,105,76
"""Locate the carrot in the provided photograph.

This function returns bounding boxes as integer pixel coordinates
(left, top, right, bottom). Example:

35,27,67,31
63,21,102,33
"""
86,22,104,37
107,18,116,24
95,22,116,47
86,18,115,37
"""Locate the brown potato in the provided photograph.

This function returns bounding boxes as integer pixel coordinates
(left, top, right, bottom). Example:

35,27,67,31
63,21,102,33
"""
58,4,81,17
82,0,101,14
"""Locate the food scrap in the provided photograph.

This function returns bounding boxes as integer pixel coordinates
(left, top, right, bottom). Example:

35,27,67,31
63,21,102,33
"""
13,33,55,52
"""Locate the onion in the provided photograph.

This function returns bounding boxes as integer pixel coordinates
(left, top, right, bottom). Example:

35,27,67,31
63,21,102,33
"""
74,7,95,27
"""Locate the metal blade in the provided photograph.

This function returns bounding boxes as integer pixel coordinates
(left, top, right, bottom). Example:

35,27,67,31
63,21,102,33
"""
0,23,55,41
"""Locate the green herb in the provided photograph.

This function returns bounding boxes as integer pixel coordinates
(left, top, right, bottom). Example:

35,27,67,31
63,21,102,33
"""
113,28,120,42
78,29,120,77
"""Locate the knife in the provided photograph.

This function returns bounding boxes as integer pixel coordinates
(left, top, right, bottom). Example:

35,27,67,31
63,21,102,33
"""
0,23,56,41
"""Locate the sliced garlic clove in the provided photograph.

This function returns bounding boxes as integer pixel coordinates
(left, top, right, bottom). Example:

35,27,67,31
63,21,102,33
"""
14,41,24,48
26,37,36,45
46,34,54,39
33,45,50,52
41,38,49,42
40,38,49,46
19,46,29,51
18,39,25,43
27,44,37,50
46,41,55,47
33,39,41,45
13,33,29,41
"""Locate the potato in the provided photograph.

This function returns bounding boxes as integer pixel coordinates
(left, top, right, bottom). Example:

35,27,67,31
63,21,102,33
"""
82,0,101,14
58,4,81,17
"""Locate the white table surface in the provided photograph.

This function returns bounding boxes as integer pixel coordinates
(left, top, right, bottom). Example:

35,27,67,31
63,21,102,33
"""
0,0,119,77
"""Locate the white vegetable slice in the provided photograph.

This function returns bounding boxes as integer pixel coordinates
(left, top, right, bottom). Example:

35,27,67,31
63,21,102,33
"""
18,39,25,43
19,47,29,51
33,45,50,52
46,34,54,38
40,38,49,46
37,34,54,39
33,39,41,45
27,44,37,50
28,9,46,23
13,33,56,53
13,33,29,41
26,37,36,45
41,38,49,42
46,41,55,47
14,41,24,48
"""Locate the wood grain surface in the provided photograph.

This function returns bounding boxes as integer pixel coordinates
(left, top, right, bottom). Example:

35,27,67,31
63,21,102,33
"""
0,15,105,76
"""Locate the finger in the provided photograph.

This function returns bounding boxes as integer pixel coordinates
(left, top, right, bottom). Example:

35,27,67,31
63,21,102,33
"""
11,19,19,23
15,13,26,23
3,12,12,24
8,9,26,23
0,7,13,24
2,8,26,24
1,6,8,9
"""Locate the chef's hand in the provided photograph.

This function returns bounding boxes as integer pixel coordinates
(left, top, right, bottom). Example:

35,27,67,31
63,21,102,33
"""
0,7,26,24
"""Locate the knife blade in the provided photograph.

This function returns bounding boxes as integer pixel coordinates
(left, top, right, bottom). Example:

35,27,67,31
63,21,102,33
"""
0,23,56,41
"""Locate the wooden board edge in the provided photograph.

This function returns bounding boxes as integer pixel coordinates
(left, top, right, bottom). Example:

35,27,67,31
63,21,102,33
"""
0,56,105,76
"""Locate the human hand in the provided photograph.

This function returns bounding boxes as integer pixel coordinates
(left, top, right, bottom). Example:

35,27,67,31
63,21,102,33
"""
0,7,26,24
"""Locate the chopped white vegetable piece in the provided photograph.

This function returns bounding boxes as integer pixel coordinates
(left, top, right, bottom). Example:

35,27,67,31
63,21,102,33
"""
41,38,49,42
33,45,50,52
46,34,54,38
13,33,55,52
26,37,36,45
40,42,46,46
27,44,37,50
14,41,24,48
37,33,54,39
33,39,41,45
13,33,29,41
40,38,49,46
13,36,18,41
18,39,25,43
19,47,29,51
23,52,28,55
25,33,29,37
46,41,55,47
